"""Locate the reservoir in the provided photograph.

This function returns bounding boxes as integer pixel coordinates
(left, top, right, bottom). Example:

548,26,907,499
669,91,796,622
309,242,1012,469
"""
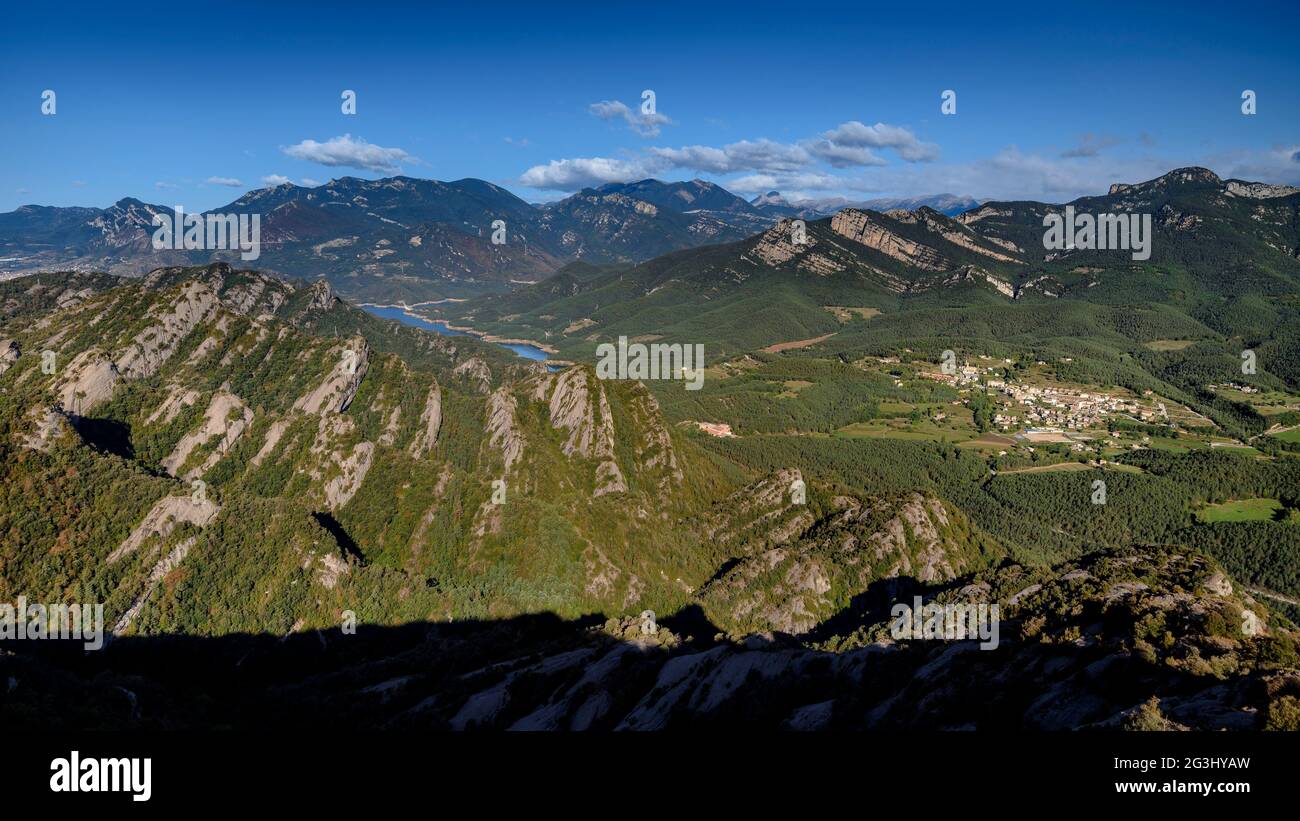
363,304,552,364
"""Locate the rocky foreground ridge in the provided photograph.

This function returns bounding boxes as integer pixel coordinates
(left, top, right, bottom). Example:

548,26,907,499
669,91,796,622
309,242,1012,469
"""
6,544,1299,730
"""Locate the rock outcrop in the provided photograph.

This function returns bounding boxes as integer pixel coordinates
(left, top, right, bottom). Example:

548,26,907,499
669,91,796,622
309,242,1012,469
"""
699,485,978,635
54,348,120,414
543,368,626,496
453,356,491,394
322,442,375,509
1226,180,1300,199
407,380,442,458
830,209,949,271
0,339,19,375
160,388,254,479
108,494,221,564
484,387,524,472
144,384,201,426
293,337,370,415
18,405,71,452
114,280,219,379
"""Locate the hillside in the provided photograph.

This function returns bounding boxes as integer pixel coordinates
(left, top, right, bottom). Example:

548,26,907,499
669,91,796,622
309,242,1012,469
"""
1,263,1010,634
2,260,1299,729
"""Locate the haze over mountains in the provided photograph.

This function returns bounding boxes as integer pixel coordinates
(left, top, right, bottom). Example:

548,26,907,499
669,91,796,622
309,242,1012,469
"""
748,191,980,219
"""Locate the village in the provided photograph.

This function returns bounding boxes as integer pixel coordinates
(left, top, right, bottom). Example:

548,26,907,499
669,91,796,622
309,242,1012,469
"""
920,358,1192,435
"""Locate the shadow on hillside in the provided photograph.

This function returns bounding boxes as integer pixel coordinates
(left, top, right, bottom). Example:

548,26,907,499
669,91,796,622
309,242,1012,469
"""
68,414,134,460
800,570,998,643
311,511,366,562
802,575,921,642
0,604,726,731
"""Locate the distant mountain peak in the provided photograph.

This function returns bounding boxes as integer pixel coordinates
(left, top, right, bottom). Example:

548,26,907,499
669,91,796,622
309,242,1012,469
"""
1109,167,1222,195
750,192,980,219
1162,167,1222,183
750,191,790,207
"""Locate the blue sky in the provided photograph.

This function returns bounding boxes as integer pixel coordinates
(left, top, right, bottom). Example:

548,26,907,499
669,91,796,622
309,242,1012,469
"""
2,0,1297,212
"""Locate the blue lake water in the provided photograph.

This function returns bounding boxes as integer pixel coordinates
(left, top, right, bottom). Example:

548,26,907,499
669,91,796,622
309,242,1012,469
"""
363,305,552,364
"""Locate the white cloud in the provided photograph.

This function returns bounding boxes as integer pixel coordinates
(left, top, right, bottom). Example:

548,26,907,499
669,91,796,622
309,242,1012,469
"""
589,99,672,138
650,139,812,174
206,176,244,187
282,134,413,173
1203,145,1300,186
154,181,178,190
805,140,887,169
519,111,1300,202
519,156,662,190
820,121,938,162
854,147,1167,202
261,174,292,186
519,120,941,192
518,139,816,190
725,172,861,196
300,178,322,187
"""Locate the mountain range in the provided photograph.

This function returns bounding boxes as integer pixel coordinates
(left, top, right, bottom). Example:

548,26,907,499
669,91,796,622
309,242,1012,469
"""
0,177,977,303
748,191,980,219
427,168,1300,382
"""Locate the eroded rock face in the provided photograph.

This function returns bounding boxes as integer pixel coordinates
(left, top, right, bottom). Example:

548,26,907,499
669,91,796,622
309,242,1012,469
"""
547,369,600,457
108,494,221,564
115,280,219,379
912,209,1021,263
699,484,974,635
0,339,19,375
1225,180,1300,199
144,384,201,426
293,337,370,415
214,272,294,319
702,468,814,549
407,380,442,458
250,418,291,467
629,389,682,488
453,356,491,394
113,538,196,636
314,552,350,590
19,405,71,452
160,388,254,480
303,279,335,314
830,209,949,271
746,220,812,267
322,442,375,509
55,348,120,413
543,368,626,496
957,205,1012,224
484,387,524,472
